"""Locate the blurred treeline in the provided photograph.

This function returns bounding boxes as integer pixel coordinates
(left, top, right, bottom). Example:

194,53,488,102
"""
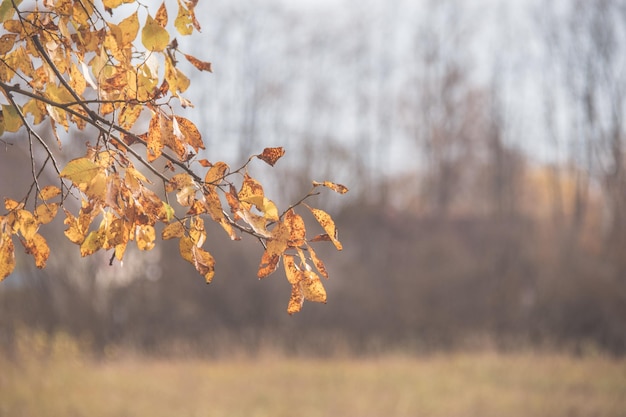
2,0,626,356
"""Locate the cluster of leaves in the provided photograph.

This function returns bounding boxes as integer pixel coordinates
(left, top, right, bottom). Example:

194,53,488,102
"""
0,0,346,314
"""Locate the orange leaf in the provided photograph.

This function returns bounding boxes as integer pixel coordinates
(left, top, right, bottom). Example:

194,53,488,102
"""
257,147,285,167
258,221,290,278
0,233,15,281
197,159,212,167
183,53,212,72
287,283,304,315
284,209,306,247
155,2,168,27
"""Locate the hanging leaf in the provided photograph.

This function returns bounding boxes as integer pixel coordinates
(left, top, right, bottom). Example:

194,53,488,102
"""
155,2,168,27
136,224,156,251
119,11,139,45
21,233,50,269
257,147,285,167
0,233,15,281
287,284,304,315
162,221,185,240
301,270,327,303
175,0,194,35
205,161,228,185
306,205,342,251
141,14,170,52
1,103,23,132
192,245,215,283
312,180,349,194
306,243,328,279
35,202,59,225
38,185,61,201
183,53,212,72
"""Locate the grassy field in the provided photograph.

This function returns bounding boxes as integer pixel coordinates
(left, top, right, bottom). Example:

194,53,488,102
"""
1,338,625,417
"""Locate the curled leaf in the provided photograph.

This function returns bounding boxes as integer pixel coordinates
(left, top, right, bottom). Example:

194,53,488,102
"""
312,181,349,194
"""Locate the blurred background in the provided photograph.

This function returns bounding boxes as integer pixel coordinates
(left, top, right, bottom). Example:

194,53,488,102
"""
2,0,626,358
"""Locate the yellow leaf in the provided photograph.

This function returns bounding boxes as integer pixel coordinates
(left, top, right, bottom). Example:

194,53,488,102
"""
102,0,123,9
306,205,342,251
183,53,212,72
287,284,304,315
38,185,61,201
165,56,190,95
82,172,108,201
166,173,194,193
285,209,306,247
136,224,155,251
179,235,194,263
1,103,22,132
257,147,285,167
118,11,139,45
155,2,168,27
162,221,184,240
118,104,143,129
283,255,304,285
188,216,205,247
238,173,265,210
63,209,87,244
23,99,45,125
60,157,103,186
262,198,279,221
4,198,21,211
80,230,104,256
142,14,170,52
175,116,204,151
35,202,58,225
15,210,38,240
301,270,327,303
175,0,194,35
312,180,349,194
22,233,49,269
258,220,290,278
0,233,15,281
104,216,127,248
115,241,127,261
204,161,228,185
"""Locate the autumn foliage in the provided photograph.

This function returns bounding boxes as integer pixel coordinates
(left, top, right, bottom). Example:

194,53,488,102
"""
0,0,346,314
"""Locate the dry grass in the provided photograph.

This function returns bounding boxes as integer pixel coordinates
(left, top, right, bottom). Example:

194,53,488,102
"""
1,333,625,417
